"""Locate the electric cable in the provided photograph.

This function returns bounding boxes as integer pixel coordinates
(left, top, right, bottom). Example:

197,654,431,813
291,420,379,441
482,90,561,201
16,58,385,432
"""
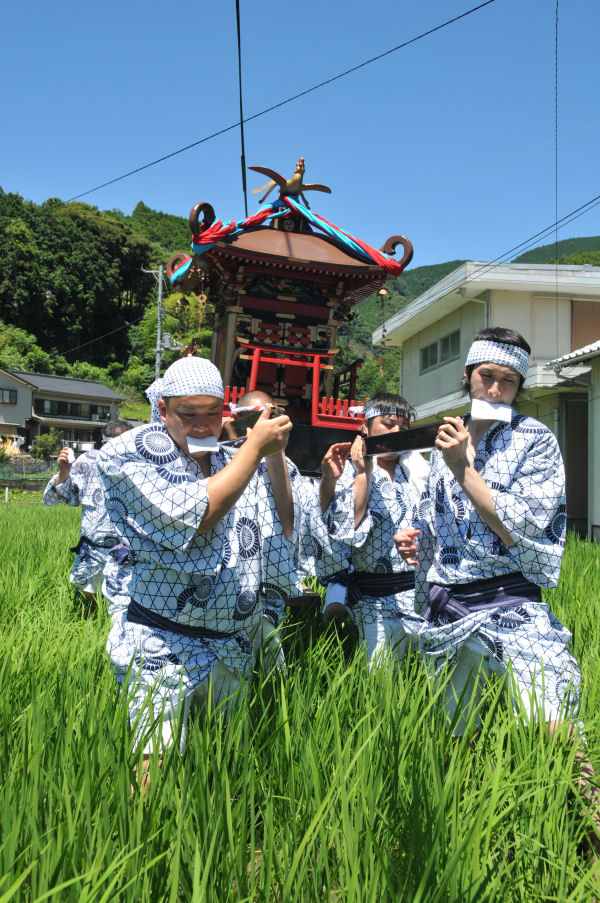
66,0,497,203
59,312,146,356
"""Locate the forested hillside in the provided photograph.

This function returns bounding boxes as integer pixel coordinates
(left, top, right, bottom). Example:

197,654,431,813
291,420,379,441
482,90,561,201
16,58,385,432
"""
514,235,600,264
1,186,599,402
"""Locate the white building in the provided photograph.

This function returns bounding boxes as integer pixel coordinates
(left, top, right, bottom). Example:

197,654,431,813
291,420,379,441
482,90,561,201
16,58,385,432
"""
374,262,600,535
0,369,124,449
549,340,600,539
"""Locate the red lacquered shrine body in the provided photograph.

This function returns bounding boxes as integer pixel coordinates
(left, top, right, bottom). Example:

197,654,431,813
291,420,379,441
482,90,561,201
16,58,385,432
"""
167,161,413,471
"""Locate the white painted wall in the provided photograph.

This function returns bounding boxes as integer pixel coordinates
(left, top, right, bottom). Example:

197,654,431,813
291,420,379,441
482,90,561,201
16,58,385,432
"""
401,300,486,406
590,358,600,537
0,374,32,432
489,290,571,362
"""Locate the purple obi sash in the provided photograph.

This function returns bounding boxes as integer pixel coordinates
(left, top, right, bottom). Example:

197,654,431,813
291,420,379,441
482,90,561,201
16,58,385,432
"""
423,572,542,624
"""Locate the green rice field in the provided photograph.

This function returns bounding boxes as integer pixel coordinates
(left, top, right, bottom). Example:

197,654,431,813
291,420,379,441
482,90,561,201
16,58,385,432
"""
1,501,600,901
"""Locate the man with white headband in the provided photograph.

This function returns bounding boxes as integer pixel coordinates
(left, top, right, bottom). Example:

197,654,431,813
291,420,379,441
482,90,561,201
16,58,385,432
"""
318,391,429,666
43,420,132,609
395,327,580,735
223,387,303,665
97,356,302,767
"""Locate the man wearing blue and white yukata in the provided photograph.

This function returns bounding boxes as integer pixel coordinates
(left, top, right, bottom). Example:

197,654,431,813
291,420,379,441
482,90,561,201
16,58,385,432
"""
227,389,352,603
221,387,302,666
319,392,430,667
43,420,133,615
395,327,580,734
98,357,302,759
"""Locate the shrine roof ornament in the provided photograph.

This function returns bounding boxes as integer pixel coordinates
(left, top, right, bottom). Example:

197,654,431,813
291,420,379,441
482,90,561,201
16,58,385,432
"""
169,157,413,287
249,157,331,205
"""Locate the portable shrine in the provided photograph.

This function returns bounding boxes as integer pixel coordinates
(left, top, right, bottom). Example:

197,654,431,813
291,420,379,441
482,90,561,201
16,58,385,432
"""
167,158,413,471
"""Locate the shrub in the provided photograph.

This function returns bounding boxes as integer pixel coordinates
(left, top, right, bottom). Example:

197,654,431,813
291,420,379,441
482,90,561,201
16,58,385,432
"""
30,428,61,460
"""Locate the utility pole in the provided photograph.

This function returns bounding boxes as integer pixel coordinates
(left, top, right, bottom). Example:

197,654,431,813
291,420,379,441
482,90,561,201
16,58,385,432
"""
155,264,164,380
142,264,165,379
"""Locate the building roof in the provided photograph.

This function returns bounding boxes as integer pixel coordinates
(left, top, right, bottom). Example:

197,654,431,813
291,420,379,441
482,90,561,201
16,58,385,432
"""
0,368,37,388
10,371,124,401
374,261,600,345
548,339,600,368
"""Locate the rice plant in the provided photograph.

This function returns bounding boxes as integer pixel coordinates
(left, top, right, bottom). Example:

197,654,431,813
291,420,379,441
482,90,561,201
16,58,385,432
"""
1,505,599,901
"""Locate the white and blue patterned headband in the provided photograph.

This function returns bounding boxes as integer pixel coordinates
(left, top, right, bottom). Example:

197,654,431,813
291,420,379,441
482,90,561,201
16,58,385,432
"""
465,340,529,379
145,378,164,423
145,359,224,424
161,357,224,400
230,404,263,415
363,401,412,422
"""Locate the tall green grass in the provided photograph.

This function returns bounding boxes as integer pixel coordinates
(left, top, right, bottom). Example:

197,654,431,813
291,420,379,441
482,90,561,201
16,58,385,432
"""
1,507,599,901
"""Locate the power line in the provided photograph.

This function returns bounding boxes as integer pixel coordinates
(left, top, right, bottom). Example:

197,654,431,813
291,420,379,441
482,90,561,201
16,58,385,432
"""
429,191,600,300
375,191,600,341
66,0,497,203
59,312,146,356
235,0,248,217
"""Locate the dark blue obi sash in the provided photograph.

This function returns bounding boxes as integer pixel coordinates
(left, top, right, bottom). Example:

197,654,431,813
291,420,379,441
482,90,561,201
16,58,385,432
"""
69,535,117,553
424,572,542,624
127,598,233,639
325,570,415,608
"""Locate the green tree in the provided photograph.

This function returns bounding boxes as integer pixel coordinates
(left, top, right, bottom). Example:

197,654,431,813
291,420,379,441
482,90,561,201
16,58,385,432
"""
551,250,600,266
0,320,69,374
31,429,61,460
355,348,401,399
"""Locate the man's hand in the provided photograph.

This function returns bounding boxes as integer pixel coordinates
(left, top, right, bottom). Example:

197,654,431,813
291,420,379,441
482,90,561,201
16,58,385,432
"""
320,441,352,512
56,447,73,485
321,441,352,481
393,527,421,566
435,416,470,471
245,405,292,458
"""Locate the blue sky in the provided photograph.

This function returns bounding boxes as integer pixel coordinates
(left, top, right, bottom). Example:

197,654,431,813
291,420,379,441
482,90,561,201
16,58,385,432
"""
2,0,599,267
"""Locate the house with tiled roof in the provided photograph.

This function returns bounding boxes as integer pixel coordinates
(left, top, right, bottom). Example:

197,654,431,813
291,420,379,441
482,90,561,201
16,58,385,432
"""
374,261,600,536
0,369,124,449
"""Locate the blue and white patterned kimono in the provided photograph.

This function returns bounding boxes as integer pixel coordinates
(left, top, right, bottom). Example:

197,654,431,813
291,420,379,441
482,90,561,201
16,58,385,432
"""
324,451,429,664
415,413,579,728
284,460,351,583
43,449,131,611
97,423,302,750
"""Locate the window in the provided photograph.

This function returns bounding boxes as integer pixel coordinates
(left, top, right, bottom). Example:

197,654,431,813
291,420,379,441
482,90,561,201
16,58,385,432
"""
439,330,460,364
419,341,438,373
0,388,17,404
419,330,460,374
90,404,110,419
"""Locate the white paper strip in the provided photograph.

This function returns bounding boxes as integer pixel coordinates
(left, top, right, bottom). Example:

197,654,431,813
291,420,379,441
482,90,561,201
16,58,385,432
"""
186,435,219,452
470,398,513,422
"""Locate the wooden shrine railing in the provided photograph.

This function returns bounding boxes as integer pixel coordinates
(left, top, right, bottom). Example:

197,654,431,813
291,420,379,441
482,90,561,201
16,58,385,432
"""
312,396,366,430
223,385,246,413
226,341,366,429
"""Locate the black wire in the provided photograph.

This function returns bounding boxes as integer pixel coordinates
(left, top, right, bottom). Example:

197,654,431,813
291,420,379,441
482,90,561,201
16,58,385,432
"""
59,312,146,356
434,192,600,299
555,0,559,263
376,191,600,340
66,0,497,203
236,0,248,217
